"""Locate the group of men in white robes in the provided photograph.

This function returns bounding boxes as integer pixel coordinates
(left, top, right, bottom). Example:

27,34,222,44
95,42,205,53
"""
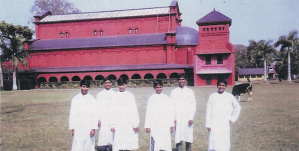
69,75,241,151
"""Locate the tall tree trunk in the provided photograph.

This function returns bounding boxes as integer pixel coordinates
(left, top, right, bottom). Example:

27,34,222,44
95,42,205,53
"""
12,68,17,90
263,57,267,83
287,48,292,82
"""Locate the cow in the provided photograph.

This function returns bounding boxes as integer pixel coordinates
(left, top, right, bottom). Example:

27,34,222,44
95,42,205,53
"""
232,83,253,102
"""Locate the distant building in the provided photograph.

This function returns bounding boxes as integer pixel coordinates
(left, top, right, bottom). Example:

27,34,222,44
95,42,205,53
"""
2,1,235,87
238,68,265,81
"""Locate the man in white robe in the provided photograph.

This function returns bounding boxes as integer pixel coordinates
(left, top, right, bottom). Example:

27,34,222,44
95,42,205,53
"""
96,77,116,150
145,80,174,151
206,79,241,151
170,74,196,151
110,77,139,151
69,80,98,151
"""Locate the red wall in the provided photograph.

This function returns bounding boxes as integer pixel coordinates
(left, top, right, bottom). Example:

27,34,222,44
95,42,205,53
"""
36,15,178,39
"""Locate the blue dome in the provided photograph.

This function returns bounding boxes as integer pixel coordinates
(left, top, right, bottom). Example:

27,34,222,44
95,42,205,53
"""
176,27,198,46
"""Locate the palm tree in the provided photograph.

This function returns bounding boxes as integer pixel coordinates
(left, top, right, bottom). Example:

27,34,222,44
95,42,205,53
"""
274,30,298,82
0,21,33,90
248,40,275,83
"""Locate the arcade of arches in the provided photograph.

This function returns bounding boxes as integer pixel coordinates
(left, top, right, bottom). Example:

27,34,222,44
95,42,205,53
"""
38,72,180,83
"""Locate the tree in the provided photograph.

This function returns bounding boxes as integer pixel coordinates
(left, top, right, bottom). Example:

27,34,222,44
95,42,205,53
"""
247,40,276,83
28,0,80,27
274,30,298,82
0,21,33,90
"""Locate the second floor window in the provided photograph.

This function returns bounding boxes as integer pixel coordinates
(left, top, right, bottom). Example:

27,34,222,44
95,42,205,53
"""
94,30,97,36
60,32,63,38
205,55,211,65
129,28,132,34
217,54,223,64
135,28,138,34
100,30,103,36
66,32,69,38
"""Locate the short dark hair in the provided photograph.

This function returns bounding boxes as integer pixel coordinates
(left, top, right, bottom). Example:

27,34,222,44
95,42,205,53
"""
153,80,163,88
117,77,127,86
217,79,227,86
177,73,187,81
102,77,112,85
103,77,111,82
80,79,90,87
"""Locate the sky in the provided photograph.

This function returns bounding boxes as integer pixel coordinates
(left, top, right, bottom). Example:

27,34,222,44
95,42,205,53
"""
0,0,299,46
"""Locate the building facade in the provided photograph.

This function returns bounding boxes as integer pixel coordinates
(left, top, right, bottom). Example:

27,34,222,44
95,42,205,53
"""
5,1,235,87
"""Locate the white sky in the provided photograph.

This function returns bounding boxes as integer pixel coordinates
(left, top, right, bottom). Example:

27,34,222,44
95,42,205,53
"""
1,0,298,46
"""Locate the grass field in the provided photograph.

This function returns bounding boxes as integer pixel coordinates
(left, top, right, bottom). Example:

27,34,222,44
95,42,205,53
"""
1,80,299,151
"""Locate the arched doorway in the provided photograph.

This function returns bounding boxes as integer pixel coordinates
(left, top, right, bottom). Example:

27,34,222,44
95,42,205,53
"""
132,74,141,79
120,74,129,81
144,73,154,79
157,73,167,79
60,76,69,81
95,75,104,80
49,76,58,82
83,75,93,81
170,73,179,79
72,76,81,81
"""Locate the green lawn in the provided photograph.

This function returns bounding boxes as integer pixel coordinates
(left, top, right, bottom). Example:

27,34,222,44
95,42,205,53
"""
1,80,299,150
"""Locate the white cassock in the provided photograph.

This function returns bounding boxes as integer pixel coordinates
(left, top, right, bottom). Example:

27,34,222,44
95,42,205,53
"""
69,93,98,151
96,89,116,146
170,86,196,143
206,91,241,151
111,91,139,151
144,93,174,151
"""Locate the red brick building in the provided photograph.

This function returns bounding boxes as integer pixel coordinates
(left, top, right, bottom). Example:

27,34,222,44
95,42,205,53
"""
7,1,235,87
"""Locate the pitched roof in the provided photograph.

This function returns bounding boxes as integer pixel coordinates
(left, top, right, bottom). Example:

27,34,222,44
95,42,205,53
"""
196,9,232,26
238,68,264,75
38,7,171,23
28,33,167,50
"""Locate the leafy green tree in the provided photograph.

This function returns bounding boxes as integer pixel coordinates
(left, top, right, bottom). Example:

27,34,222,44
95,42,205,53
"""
0,21,33,90
247,40,276,83
28,0,80,27
274,30,298,82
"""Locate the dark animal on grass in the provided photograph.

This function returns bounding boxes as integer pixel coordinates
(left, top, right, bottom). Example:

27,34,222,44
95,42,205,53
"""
232,83,253,102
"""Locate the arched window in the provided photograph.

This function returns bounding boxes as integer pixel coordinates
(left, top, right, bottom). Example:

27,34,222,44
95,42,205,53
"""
37,77,47,87
129,28,132,34
38,77,47,83
100,30,103,36
120,74,129,81
60,32,63,38
135,28,138,34
170,73,179,79
49,76,58,82
83,75,93,81
95,75,104,80
60,76,69,81
132,74,141,79
108,74,117,80
72,76,81,81
144,74,154,79
157,73,167,79
66,32,69,38
94,30,97,36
